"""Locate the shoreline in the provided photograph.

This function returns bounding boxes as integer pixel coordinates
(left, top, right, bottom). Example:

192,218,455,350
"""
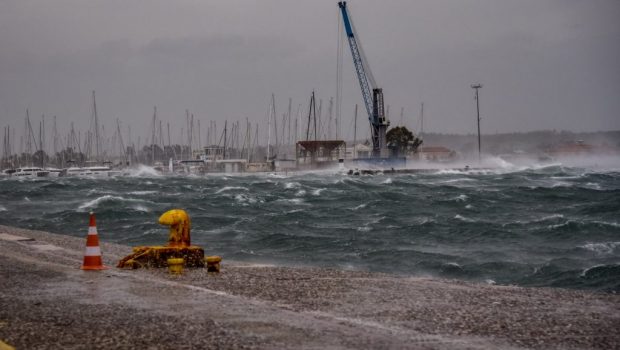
1,225,618,349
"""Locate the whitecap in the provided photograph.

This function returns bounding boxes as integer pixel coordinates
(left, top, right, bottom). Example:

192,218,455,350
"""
579,242,620,255
485,279,496,285
126,165,162,177
441,178,476,184
77,195,145,211
128,190,158,196
454,214,475,222
381,178,393,184
351,203,367,211
584,182,602,190
284,182,301,189
234,194,257,204
465,204,473,209
540,214,564,221
356,226,372,232
132,205,151,212
453,194,468,202
418,217,435,224
295,190,307,197
0,205,7,212
592,220,620,228
24,197,31,202
312,188,325,196
216,186,249,194
433,169,467,175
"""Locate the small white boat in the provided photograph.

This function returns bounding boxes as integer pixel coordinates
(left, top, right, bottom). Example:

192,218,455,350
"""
45,168,65,177
1,169,16,177
64,166,121,178
13,167,49,178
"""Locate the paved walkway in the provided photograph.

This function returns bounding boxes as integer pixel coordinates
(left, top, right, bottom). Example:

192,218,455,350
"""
0,225,618,349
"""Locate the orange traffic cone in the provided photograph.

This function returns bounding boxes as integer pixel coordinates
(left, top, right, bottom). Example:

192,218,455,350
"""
81,212,107,270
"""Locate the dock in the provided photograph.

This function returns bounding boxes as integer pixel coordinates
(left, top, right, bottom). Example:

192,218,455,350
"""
0,225,618,349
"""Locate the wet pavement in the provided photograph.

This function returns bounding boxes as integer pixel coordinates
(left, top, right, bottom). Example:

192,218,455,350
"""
1,225,619,349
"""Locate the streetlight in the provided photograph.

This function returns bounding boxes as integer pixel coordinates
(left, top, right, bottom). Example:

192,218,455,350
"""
471,83,482,161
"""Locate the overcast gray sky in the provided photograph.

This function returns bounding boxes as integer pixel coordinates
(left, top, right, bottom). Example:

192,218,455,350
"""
1,0,619,146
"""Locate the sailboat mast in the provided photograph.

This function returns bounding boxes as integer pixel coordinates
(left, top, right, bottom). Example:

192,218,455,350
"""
92,91,100,162
152,106,157,165
267,97,272,160
223,120,227,160
353,104,358,158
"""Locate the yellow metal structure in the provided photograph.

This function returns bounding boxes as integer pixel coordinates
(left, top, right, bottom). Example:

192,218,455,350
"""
117,209,207,269
206,255,222,273
167,258,185,274
159,209,191,247
0,339,15,350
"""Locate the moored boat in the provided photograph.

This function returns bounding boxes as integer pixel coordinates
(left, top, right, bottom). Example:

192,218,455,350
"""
13,167,49,178
64,166,121,178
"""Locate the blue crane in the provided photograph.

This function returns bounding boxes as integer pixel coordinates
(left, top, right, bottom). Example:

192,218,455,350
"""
338,1,389,158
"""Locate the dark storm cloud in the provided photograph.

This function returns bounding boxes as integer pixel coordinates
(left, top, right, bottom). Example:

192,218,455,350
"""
0,0,619,144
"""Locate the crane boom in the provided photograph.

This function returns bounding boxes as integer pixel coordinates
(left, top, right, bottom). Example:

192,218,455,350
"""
338,1,389,157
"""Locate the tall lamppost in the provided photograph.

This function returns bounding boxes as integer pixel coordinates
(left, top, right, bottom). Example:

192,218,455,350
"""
471,83,482,161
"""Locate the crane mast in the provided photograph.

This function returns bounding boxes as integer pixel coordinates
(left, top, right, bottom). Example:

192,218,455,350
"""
338,1,389,158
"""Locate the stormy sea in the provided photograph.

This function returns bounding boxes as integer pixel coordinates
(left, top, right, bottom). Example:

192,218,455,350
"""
1,158,619,292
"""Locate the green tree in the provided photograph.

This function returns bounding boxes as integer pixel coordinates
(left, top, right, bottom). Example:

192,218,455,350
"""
386,126,423,156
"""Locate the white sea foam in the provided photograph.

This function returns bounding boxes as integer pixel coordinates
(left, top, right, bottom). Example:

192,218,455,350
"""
442,178,476,184
351,203,367,211
592,220,620,228
0,205,7,212
356,226,372,232
216,186,249,194
540,214,564,221
485,279,496,285
550,181,571,188
24,197,31,202
454,214,475,222
283,198,305,205
547,221,571,229
381,178,393,184
295,190,307,196
584,182,602,190
579,242,620,255
465,204,473,209
129,190,158,196
453,194,468,202
433,169,467,175
127,165,162,177
78,195,145,211
418,217,435,225
284,182,301,189
312,188,325,196
132,204,150,212
234,194,257,204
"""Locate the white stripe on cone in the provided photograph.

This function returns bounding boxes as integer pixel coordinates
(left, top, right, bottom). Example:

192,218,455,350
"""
88,227,98,235
84,246,101,256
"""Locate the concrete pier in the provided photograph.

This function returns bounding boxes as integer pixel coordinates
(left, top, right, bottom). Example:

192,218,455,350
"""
0,225,618,349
